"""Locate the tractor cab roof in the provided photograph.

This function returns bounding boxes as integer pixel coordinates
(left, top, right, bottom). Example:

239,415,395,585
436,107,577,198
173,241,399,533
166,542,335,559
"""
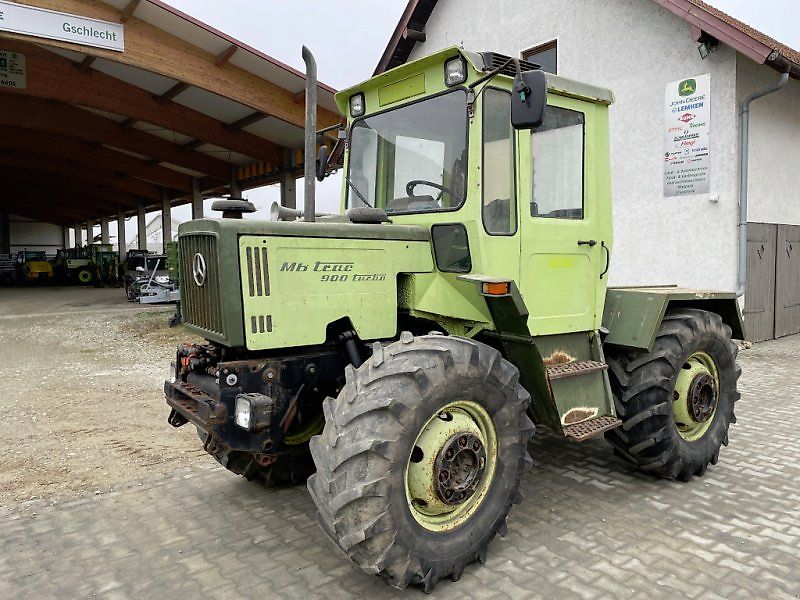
335,46,614,114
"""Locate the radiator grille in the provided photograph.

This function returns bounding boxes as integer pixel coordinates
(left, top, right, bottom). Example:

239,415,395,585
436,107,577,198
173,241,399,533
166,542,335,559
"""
244,246,270,297
179,234,224,336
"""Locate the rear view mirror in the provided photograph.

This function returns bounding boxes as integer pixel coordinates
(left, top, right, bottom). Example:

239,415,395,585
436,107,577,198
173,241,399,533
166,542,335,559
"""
511,70,547,129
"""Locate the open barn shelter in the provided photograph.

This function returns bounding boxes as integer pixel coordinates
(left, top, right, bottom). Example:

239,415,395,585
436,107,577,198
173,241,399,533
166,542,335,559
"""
0,0,341,253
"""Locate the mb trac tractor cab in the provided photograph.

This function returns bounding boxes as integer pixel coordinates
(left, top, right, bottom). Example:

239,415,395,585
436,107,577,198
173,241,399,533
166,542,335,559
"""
165,47,744,591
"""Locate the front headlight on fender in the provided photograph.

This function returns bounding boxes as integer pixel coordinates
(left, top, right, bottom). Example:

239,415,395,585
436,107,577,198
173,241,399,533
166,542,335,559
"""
234,393,274,431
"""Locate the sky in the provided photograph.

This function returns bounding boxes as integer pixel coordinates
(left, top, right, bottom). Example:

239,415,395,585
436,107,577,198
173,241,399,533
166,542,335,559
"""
112,0,799,246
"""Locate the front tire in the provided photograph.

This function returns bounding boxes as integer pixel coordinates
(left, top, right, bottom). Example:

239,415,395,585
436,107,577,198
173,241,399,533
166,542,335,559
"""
308,333,534,591
76,268,94,285
605,309,741,480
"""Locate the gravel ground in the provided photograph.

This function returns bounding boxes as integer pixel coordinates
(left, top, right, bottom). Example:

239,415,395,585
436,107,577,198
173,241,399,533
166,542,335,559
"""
0,291,205,507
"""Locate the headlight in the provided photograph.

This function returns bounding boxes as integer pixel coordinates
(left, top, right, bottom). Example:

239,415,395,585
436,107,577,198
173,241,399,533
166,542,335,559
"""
234,395,252,430
444,57,467,86
156,275,169,283
234,393,274,431
349,92,365,117
168,361,177,384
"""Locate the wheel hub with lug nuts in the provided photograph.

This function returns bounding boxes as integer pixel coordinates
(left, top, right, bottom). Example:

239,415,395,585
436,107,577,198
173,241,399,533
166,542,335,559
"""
435,432,486,505
687,372,716,423
405,400,497,532
673,351,720,442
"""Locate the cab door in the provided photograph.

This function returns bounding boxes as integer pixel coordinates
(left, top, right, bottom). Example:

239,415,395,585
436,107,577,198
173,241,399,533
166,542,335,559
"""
517,100,603,335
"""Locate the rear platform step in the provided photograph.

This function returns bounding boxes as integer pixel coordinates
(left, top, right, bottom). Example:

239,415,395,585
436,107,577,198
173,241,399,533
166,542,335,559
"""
546,360,608,380
563,416,622,441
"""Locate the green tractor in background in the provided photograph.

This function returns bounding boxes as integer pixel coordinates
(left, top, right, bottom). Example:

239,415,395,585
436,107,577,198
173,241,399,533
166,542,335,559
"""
165,47,743,591
55,244,120,286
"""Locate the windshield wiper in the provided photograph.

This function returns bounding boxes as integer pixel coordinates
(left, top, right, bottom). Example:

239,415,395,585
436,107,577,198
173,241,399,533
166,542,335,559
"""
345,175,373,208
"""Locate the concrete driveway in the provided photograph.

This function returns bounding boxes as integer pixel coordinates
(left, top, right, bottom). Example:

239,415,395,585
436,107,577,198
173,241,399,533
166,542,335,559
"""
1,333,798,599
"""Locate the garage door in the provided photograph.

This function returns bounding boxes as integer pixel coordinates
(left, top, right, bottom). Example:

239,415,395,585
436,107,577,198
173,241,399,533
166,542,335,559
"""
775,225,800,339
745,223,777,342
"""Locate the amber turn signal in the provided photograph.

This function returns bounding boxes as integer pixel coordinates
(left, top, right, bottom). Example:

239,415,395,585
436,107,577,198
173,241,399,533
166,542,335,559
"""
482,282,510,296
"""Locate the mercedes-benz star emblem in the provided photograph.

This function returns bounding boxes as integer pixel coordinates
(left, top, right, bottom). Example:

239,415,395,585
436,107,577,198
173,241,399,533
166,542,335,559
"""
192,252,207,287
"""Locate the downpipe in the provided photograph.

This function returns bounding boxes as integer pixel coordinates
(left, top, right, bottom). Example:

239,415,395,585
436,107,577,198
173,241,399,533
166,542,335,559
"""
737,70,789,297
302,46,317,223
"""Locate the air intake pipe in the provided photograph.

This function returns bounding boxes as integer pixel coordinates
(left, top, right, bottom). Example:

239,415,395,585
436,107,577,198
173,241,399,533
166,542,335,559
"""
302,46,317,223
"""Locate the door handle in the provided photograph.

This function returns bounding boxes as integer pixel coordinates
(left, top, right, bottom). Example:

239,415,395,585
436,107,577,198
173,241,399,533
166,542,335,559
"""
577,240,597,247
600,241,610,280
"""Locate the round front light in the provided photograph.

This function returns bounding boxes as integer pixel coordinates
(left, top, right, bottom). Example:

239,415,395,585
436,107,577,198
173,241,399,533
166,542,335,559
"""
444,57,467,86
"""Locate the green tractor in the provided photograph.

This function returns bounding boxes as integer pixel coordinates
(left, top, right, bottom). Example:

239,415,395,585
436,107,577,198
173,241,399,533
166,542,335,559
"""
165,47,743,591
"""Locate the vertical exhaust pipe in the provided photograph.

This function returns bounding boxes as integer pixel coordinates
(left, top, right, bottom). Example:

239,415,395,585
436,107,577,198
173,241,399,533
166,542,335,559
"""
302,46,317,223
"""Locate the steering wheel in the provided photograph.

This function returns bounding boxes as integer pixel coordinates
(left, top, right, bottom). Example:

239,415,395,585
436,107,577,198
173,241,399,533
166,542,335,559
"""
406,180,452,203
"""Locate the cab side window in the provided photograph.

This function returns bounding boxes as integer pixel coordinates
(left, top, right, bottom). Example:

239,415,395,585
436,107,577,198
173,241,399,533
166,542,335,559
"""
530,106,585,219
482,88,516,234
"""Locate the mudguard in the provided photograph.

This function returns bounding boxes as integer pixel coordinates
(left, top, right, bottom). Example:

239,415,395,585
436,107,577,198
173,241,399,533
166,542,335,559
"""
602,287,746,350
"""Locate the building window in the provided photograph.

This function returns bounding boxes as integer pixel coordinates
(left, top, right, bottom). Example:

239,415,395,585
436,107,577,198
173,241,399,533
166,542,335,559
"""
482,88,516,235
531,106,585,220
522,40,557,74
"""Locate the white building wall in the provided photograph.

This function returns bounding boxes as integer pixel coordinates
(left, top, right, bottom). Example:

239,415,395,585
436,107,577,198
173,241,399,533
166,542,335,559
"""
410,0,742,291
736,59,800,226
9,214,63,254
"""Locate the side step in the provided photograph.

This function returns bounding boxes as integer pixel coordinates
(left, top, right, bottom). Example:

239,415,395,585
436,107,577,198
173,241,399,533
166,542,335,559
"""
563,416,622,441
546,360,608,380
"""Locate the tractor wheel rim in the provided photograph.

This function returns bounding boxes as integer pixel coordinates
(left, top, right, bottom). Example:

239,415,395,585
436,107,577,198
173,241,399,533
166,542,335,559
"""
673,351,720,441
79,271,91,282
405,400,497,532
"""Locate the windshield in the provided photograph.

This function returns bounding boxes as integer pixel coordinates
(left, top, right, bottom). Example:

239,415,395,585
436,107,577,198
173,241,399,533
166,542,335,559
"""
346,90,468,214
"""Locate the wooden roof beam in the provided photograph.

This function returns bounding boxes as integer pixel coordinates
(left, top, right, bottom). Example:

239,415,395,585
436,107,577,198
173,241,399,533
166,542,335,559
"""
0,165,142,208
214,44,237,67
0,0,341,132
119,0,141,23
3,42,283,164
0,149,164,200
0,195,76,225
74,55,96,72
225,111,268,132
0,94,231,180
157,81,191,105
0,127,192,192
0,181,124,221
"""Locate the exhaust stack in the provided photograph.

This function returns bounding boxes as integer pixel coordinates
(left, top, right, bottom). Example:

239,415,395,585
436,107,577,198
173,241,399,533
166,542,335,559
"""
302,46,317,223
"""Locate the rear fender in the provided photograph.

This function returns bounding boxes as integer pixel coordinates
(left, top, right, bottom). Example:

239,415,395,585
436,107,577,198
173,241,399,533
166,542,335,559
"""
602,287,746,351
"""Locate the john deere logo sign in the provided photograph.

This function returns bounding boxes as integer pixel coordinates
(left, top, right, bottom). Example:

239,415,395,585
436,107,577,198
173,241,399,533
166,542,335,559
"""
679,79,697,96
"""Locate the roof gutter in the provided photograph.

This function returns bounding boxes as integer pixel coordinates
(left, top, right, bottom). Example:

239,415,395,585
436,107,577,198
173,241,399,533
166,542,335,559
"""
737,67,790,297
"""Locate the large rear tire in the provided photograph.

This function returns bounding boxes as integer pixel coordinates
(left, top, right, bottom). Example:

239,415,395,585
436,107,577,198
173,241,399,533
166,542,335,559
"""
605,309,741,480
307,333,534,591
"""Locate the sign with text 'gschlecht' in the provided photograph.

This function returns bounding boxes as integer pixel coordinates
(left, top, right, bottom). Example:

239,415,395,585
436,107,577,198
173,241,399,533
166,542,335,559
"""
0,1,124,52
